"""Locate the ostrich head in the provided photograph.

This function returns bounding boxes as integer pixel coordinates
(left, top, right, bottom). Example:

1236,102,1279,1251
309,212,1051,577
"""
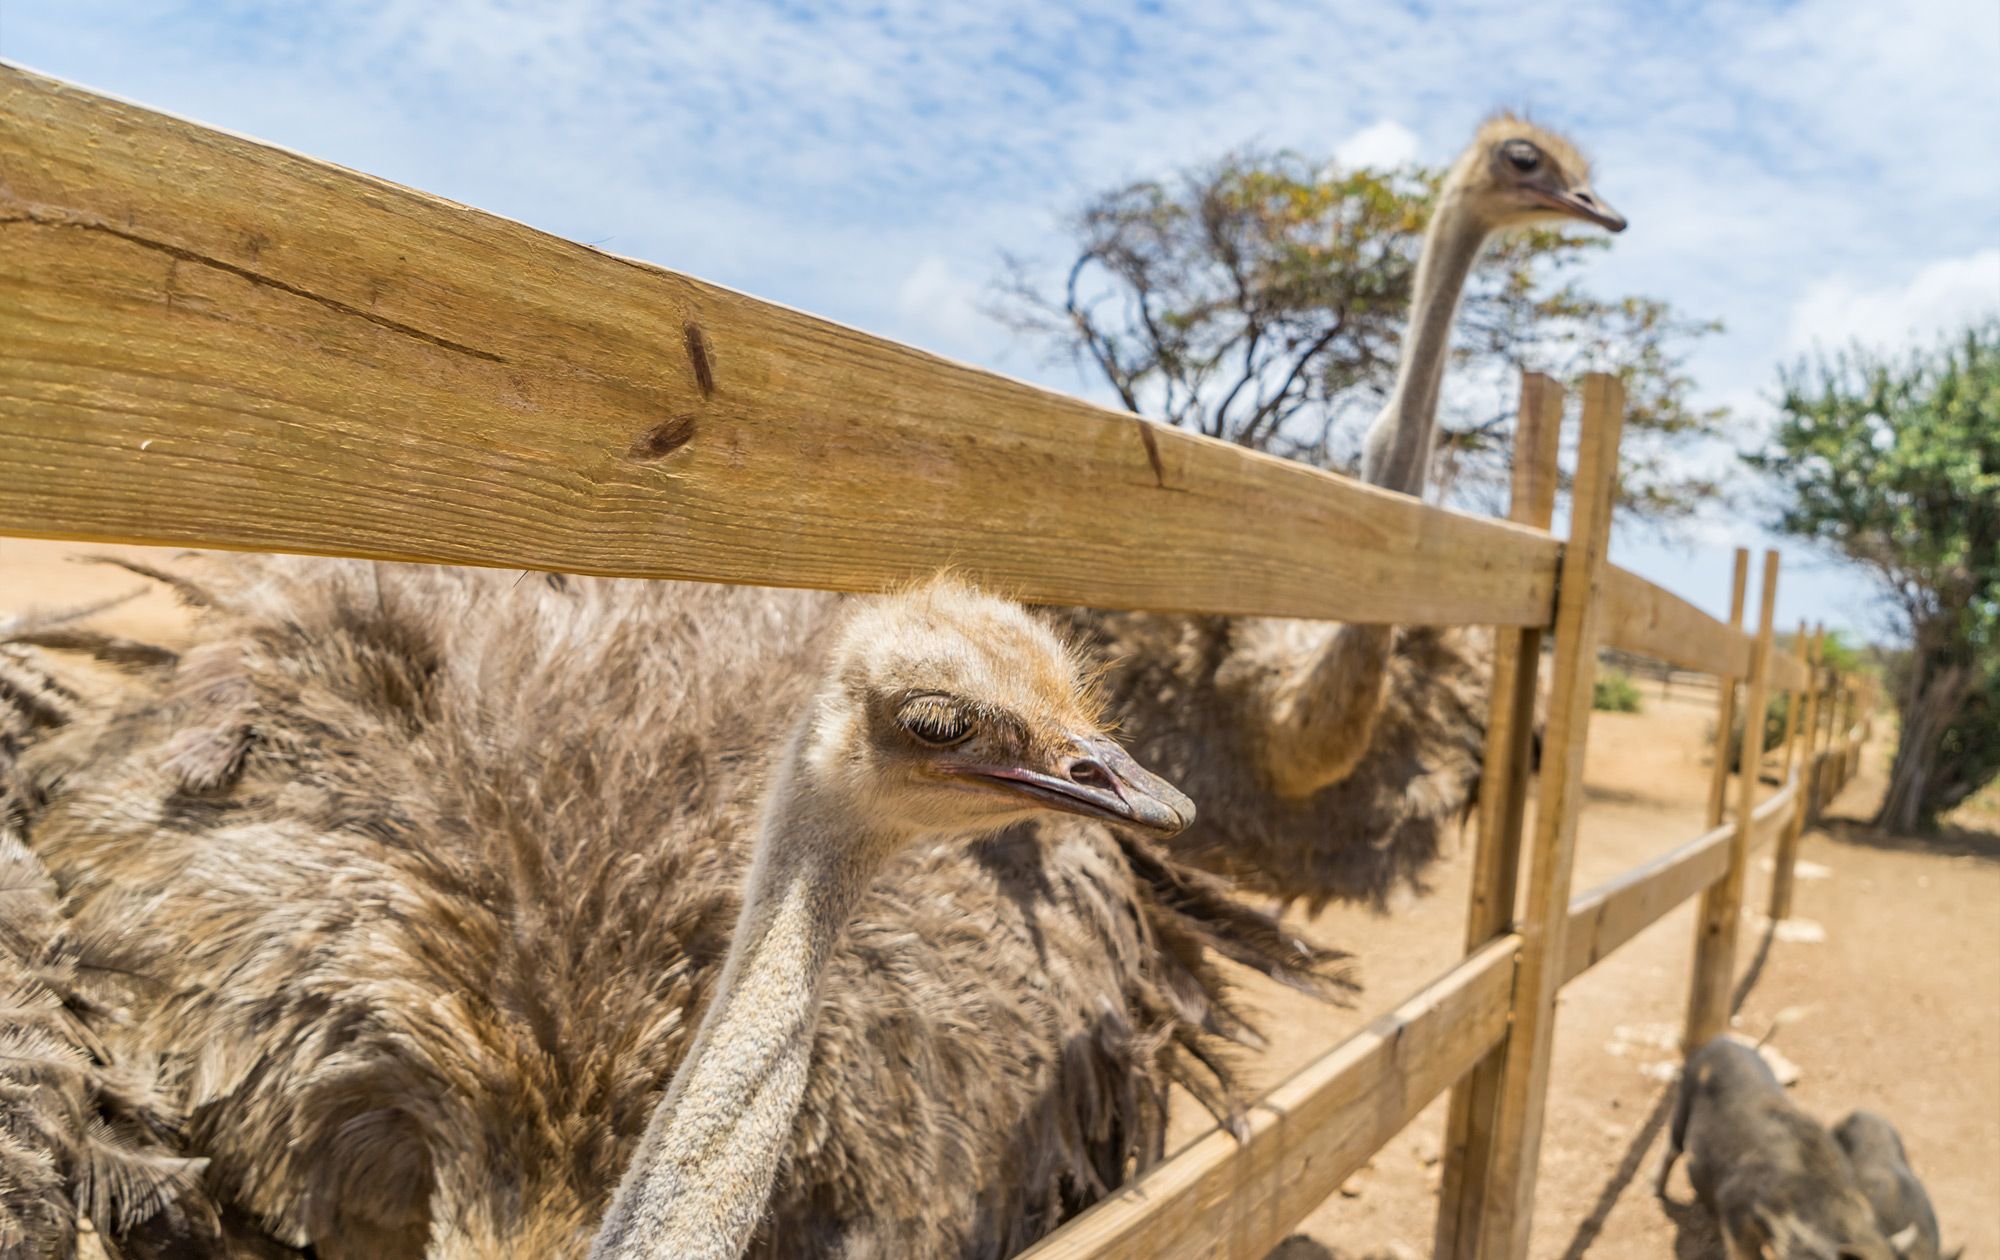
589,578,1195,1260
1446,114,1626,233
797,578,1195,848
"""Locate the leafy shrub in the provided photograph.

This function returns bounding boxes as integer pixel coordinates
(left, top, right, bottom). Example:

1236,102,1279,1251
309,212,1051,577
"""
1593,669,1643,713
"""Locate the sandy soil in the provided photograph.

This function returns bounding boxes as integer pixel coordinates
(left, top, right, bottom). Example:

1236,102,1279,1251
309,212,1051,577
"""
1177,634,2000,1259
3,537,1996,1258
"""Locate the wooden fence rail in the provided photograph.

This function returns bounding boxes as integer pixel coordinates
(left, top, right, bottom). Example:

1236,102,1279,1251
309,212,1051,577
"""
0,66,1878,1260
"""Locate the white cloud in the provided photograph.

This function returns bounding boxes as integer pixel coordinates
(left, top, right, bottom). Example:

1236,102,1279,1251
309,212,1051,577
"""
1784,249,2000,356
1333,119,1419,171
893,256,991,359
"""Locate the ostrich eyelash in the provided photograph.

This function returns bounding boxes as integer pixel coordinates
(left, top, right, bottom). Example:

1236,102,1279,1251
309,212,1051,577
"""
898,696,974,746
1501,140,1541,171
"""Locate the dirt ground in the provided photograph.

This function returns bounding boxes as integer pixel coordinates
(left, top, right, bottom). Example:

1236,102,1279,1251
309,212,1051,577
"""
1180,632,2000,1258
3,537,1996,1258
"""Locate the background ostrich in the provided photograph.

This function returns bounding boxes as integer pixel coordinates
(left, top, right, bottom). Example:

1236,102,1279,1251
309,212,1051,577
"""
4,561,1344,1258
1068,113,1626,908
591,579,1195,1259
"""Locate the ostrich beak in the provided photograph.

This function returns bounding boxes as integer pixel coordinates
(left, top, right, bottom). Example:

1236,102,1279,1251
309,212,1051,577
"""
951,734,1196,837
1533,183,1626,232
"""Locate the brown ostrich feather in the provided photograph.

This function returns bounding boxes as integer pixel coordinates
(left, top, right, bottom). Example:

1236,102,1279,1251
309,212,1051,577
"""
6,556,1348,1258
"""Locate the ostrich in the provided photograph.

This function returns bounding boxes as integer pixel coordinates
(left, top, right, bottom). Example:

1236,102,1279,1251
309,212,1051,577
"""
589,579,1194,1259
0,639,219,1257
0,825,193,1256
1068,113,1626,907
5,562,1343,1258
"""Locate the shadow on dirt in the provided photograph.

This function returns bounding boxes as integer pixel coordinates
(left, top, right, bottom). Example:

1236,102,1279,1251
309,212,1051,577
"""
1582,782,1672,809
1818,815,2000,864
1263,1237,1405,1260
1660,1189,1728,1259
1548,919,1780,1260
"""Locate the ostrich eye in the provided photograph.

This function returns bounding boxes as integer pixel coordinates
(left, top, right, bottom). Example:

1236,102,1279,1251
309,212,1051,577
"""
1501,140,1541,172
898,695,974,747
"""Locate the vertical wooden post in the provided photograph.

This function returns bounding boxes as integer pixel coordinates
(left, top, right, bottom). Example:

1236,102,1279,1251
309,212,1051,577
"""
1685,549,1780,1051
1804,624,1827,821
1460,373,1625,1260
1845,678,1863,777
1703,551,1753,831
1434,372,1564,1258
1778,620,1806,782
1821,665,1844,799
1771,624,1820,921
1831,674,1849,794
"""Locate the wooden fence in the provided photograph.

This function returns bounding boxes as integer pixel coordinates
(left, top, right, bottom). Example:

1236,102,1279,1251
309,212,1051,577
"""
0,65,1877,1260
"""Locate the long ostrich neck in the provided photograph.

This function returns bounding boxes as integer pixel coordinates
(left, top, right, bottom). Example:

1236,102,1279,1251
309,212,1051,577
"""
1362,189,1490,496
1264,191,1490,800
590,753,887,1260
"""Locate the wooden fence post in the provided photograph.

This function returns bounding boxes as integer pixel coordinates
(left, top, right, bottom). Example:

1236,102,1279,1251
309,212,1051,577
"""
1804,625,1827,821
1778,620,1805,782
1846,679,1863,777
1770,623,1818,921
1434,372,1564,1257
1821,666,1844,799
1459,373,1625,1260
1703,551,1753,832
1832,676,1848,796
1685,549,1780,1050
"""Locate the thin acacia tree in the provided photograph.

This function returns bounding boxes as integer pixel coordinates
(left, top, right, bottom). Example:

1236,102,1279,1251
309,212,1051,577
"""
991,150,1724,520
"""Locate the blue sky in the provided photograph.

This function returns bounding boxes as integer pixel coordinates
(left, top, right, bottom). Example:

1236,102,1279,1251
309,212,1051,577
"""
7,0,1998,641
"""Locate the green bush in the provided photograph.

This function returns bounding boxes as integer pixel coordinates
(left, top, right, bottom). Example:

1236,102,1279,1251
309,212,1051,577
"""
1593,669,1643,713
1719,690,1807,772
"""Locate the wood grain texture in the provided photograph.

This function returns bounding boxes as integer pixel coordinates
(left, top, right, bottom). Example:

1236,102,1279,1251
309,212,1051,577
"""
1748,777,1799,852
1560,778,1796,986
1601,565,1753,678
1463,374,1565,940
1435,373,1562,1258
1468,373,1627,1260
1772,629,1825,919
1685,549,1781,1052
1702,551,1753,829
1562,822,1733,984
0,65,1560,623
1766,647,1809,694
1777,621,1807,780
1017,937,1519,1260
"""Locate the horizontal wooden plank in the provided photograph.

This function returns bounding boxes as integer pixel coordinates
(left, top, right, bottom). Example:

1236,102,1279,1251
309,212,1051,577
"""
1748,778,1799,851
1562,822,1732,984
1768,651,1809,693
1601,565,1752,677
1561,776,1804,985
0,65,1560,624
1018,935,1519,1260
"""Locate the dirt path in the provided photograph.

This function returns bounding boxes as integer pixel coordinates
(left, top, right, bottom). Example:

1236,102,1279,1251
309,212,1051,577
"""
4,537,1996,1257
1182,652,2000,1259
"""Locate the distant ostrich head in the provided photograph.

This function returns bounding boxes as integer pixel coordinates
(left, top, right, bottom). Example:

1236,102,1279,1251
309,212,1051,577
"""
802,581,1195,845
1445,113,1626,233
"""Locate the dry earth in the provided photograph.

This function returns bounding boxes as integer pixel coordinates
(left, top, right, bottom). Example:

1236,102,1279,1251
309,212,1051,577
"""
1182,629,2000,1259
3,537,1996,1258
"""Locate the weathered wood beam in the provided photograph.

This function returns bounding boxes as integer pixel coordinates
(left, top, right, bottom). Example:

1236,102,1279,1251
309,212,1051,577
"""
0,65,1558,623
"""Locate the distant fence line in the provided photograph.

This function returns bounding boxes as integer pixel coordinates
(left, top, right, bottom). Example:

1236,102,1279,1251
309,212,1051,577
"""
0,65,1876,1260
